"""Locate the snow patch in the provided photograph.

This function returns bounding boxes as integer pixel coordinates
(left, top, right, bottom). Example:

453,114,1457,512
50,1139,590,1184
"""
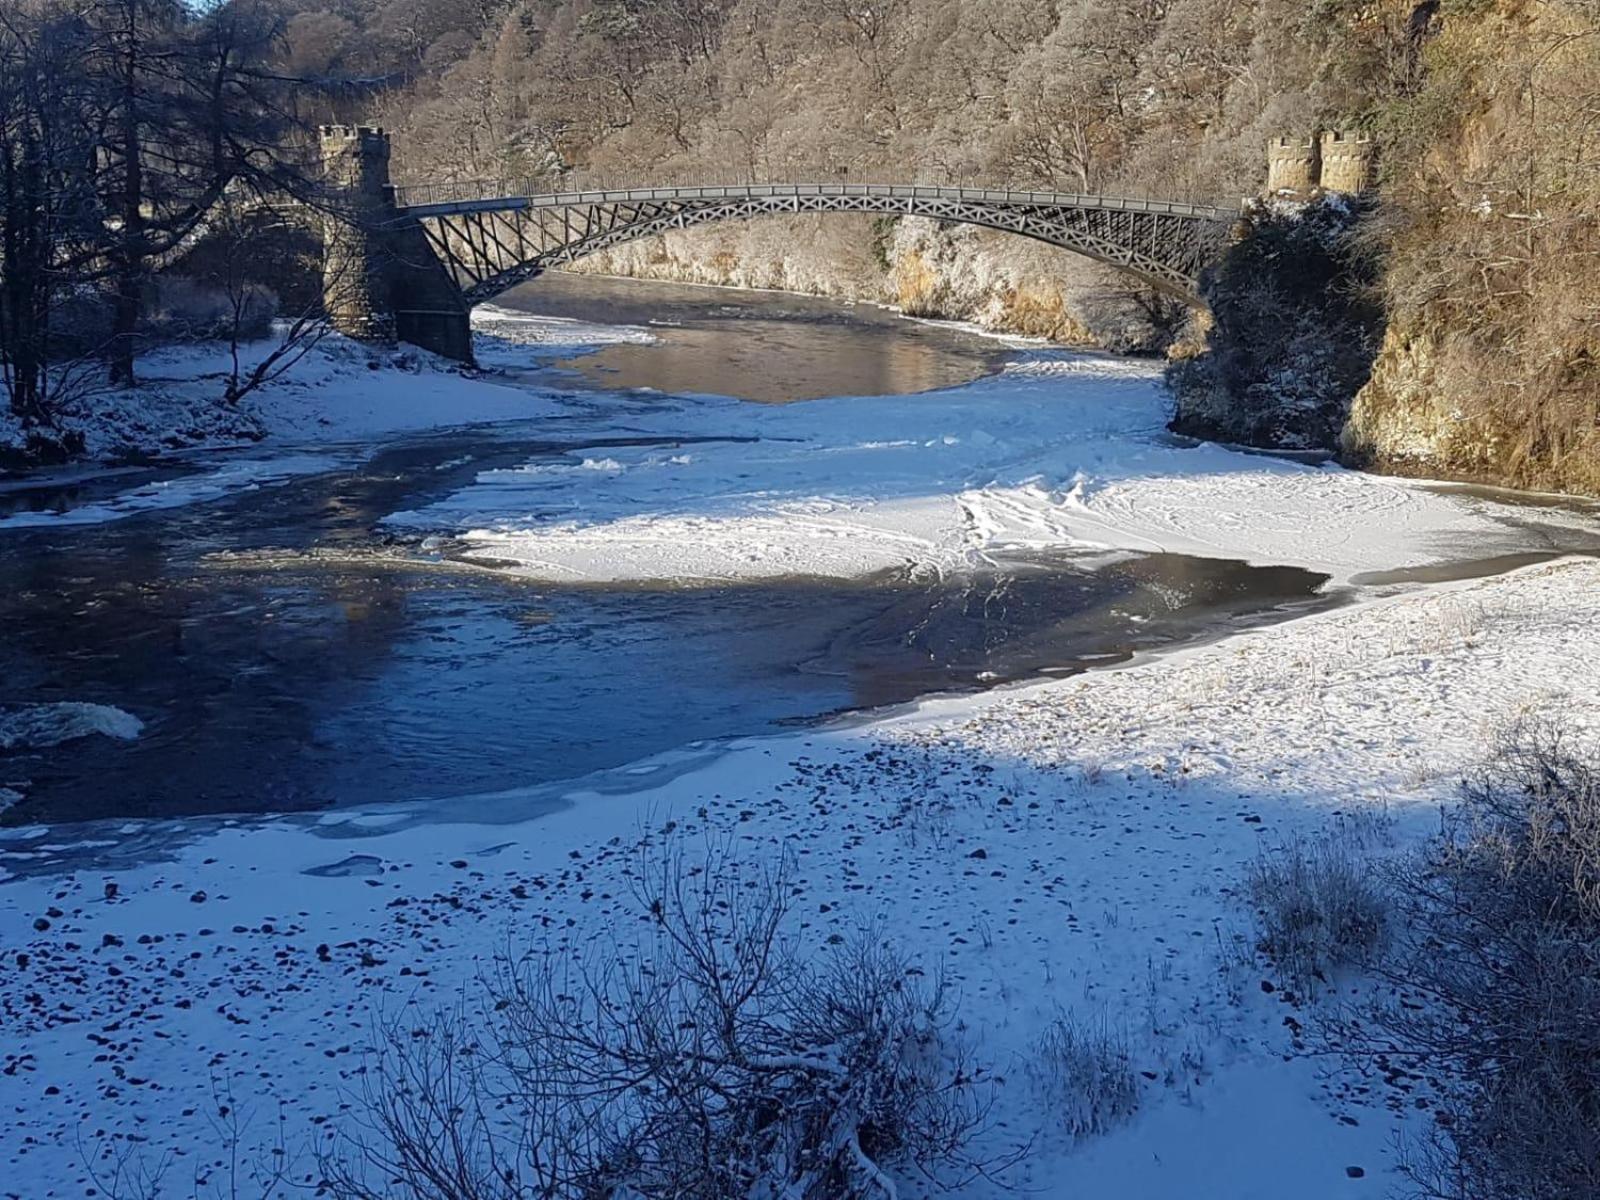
3,559,1597,1196
2,328,573,477
389,352,1598,586
0,703,144,751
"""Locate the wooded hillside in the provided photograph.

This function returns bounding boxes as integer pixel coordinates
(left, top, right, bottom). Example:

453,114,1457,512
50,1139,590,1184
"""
3,0,1596,488
278,0,1597,490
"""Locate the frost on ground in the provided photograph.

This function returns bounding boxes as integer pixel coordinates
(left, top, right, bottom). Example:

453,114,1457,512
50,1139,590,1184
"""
0,328,567,469
387,352,1599,587
6,312,1593,571
3,558,1598,1198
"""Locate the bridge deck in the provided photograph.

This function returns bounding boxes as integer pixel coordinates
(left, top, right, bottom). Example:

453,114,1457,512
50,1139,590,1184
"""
392,181,1235,223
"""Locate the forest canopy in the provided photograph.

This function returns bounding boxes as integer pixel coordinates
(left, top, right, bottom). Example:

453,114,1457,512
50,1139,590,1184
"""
3,0,1597,489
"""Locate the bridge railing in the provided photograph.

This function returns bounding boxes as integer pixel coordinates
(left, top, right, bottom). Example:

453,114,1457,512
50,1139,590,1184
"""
389,179,1234,222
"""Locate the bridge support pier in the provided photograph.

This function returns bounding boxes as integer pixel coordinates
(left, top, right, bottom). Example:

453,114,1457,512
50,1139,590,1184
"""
317,126,473,364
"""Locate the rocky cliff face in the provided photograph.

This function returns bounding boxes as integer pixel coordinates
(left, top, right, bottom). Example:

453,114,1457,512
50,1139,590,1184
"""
1341,324,1473,479
1170,189,1599,495
1345,322,1600,494
1166,197,1385,450
575,178,1595,499
1281,0,1600,497
574,215,1183,353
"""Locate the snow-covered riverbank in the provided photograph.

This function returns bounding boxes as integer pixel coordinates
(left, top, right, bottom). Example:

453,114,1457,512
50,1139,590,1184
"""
0,315,634,528
4,556,1598,1197
7,311,1595,588
393,349,1597,587
5,292,1600,1195
0,311,647,466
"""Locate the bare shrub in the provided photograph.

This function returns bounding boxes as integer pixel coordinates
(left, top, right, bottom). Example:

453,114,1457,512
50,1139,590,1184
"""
326,838,999,1199
1248,822,1389,988
1374,721,1600,1200
1030,1016,1139,1139
79,1071,295,1200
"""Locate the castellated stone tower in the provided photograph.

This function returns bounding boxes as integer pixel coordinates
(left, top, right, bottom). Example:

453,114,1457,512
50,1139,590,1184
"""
319,124,397,343
1317,130,1377,194
1266,135,1321,194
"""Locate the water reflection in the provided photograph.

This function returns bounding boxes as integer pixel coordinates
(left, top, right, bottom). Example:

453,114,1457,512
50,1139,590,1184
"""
0,524,1331,825
498,272,1012,403
0,424,1335,825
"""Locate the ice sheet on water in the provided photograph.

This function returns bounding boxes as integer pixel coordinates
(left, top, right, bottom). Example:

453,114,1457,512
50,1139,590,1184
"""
0,454,335,530
471,305,656,353
382,349,1598,588
302,854,386,878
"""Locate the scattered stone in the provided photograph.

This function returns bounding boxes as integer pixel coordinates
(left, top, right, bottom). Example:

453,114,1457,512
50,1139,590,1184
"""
304,855,385,879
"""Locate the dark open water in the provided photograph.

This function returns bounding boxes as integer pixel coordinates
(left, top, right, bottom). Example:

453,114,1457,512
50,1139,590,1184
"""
7,274,1584,830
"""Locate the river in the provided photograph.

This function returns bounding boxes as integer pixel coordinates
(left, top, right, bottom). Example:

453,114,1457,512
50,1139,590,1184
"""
0,274,1593,834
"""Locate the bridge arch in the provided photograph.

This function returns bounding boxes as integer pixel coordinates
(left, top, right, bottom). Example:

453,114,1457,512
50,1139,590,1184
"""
393,184,1236,313
316,127,1237,360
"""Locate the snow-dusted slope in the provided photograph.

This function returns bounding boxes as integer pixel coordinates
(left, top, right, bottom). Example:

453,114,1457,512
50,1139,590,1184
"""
4,558,1599,1196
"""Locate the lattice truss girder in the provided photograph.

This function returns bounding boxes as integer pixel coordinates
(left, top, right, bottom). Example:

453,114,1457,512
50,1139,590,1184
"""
407,192,1233,305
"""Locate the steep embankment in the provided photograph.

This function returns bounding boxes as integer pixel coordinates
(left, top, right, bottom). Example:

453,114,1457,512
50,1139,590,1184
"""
1173,0,1599,496
1340,0,1600,494
1167,197,1385,450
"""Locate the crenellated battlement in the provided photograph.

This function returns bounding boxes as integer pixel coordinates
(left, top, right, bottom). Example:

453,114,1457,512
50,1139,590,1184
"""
318,124,389,144
1266,136,1321,194
1266,129,1378,196
1318,130,1377,194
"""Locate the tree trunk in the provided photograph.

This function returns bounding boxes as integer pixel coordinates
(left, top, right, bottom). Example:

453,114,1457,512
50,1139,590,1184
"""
109,0,145,388
0,117,50,425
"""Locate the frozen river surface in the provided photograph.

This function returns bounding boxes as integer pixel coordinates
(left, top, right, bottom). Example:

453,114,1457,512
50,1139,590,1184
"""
1,274,1595,831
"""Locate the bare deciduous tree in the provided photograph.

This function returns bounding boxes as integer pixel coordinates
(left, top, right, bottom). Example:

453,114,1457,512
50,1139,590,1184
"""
0,4,107,438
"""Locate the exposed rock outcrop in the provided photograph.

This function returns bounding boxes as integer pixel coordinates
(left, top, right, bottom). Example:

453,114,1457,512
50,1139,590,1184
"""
1166,197,1384,450
575,215,1184,353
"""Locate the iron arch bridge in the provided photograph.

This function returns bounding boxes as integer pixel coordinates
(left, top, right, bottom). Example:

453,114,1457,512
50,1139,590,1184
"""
313,129,1240,362
390,182,1236,308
